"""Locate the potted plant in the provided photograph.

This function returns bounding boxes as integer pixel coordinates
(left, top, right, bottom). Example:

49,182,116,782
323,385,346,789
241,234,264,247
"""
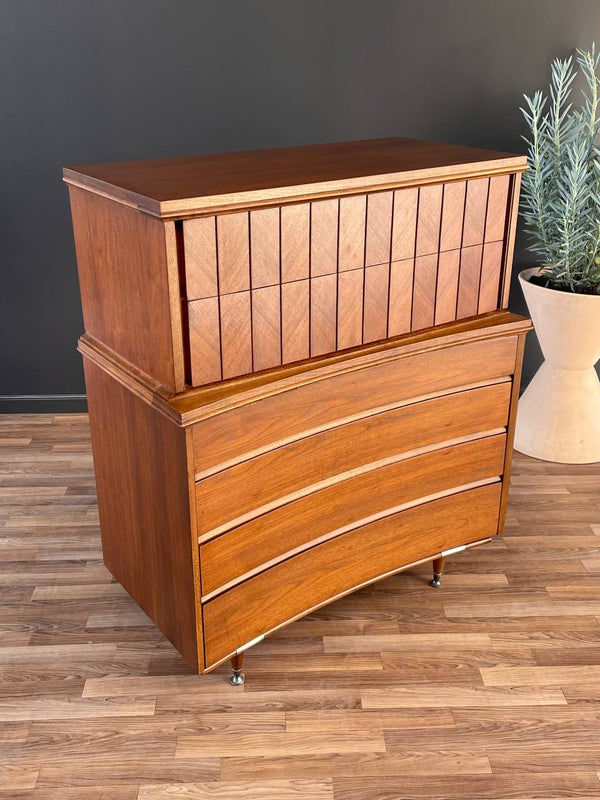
515,45,600,463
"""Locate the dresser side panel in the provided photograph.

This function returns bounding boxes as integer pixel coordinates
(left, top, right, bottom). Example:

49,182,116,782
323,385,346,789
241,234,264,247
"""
69,186,182,391
83,358,201,670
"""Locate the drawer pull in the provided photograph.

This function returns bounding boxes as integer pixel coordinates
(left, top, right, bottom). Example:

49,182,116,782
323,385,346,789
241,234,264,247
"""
236,633,265,655
441,544,467,557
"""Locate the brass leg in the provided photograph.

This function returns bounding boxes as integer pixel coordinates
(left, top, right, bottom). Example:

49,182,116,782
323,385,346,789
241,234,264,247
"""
230,652,245,685
429,556,445,588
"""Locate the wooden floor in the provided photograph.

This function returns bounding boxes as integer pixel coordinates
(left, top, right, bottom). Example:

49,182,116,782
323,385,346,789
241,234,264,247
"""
1,414,600,798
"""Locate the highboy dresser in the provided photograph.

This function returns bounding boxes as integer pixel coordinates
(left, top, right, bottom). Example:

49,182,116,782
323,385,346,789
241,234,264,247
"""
64,137,530,683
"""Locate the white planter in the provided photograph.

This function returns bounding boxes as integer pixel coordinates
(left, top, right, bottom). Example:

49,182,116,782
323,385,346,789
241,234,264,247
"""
514,267,600,463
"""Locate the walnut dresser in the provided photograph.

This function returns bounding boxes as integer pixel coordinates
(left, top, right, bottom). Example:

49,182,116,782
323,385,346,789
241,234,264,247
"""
64,137,531,684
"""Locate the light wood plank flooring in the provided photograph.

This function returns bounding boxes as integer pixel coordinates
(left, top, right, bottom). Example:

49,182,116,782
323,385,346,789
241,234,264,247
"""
0,413,599,799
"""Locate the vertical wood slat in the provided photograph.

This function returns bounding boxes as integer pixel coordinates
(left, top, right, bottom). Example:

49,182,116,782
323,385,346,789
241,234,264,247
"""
457,245,484,319
281,279,310,364
392,187,418,262
220,291,252,379
365,192,393,267
164,221,187,393
250,207,280,288
363,263,390,343
501,172,523,308
388,258,414,337
252,284,281,372
435,249,461,326
281,203,310,283
311,199,338,277
339,195,366,272
412,254,438,330
310,273,337,356
440,181,466,252
188,297,222,385
416,184,443,257
485,174,511,242
337,268,364,350
183,217,218,300
478,240,504,313
462,178,489,247
216,212,250,294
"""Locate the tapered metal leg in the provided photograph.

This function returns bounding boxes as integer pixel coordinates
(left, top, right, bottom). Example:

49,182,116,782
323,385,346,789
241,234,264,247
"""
429,556,445,588
230,652,245,685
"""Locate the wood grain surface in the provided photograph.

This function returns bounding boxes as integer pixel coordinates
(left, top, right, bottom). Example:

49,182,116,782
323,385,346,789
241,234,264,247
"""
184,174,516,385
362,264,389,344
199,434,507,596
310,274,337,357
435,249,461,325
194,382,511,539
188,297,221,386
478,241,505,314
182,216,218,300
68,187,185,393
415,183,443,257
82,361,200,671
440,180,466,252
387,258,414,336
281,203,310,282
462,178,489,248
365,191,393,267
216,212,250,294
311,199,338,277
192,333,518,477
338,195,366,272
0,413,598,797
457,245,484,319
250,207,280,288
337,269,364,350
251,285,281,373
202,483,503,665
63,136,527,218
281,280,310,363
219,292,252,379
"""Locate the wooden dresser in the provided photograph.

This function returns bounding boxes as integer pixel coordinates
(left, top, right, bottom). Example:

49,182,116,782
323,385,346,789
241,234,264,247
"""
64,137,531,683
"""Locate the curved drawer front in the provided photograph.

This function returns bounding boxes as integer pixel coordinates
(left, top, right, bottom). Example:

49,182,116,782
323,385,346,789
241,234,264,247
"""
192,334,517,478
199,433,506,597
195,381,510,539
202,482,502,667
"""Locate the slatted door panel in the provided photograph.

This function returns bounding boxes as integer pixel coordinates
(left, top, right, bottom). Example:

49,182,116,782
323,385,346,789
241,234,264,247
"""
184,174,515,386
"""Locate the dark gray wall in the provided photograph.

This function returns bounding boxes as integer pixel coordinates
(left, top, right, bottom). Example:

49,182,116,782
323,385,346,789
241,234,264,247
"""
1,0,598,411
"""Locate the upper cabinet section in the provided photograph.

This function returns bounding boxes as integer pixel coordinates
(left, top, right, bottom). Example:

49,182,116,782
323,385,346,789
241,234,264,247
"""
65,137,527,393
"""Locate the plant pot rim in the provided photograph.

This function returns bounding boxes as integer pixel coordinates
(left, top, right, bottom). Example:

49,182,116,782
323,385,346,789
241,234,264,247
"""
518,267,600,303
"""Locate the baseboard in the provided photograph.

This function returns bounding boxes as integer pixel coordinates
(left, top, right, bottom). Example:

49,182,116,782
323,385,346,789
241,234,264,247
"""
0,394,88,414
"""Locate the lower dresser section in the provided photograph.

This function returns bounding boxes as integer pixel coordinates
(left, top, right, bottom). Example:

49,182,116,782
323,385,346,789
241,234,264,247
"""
80,311,531,674
202,483,502,667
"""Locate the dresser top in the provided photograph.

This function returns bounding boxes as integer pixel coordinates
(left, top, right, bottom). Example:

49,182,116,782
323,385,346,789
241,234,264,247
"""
64,136,527,219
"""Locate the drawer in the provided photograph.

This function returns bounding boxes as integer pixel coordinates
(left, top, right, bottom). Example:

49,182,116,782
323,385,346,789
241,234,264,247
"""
195,381,511,539
202,482,502,666
200,433,506,597
192,334,518,477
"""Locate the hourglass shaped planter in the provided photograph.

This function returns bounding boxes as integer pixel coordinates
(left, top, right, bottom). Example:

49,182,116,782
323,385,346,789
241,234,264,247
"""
515,267,600,463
